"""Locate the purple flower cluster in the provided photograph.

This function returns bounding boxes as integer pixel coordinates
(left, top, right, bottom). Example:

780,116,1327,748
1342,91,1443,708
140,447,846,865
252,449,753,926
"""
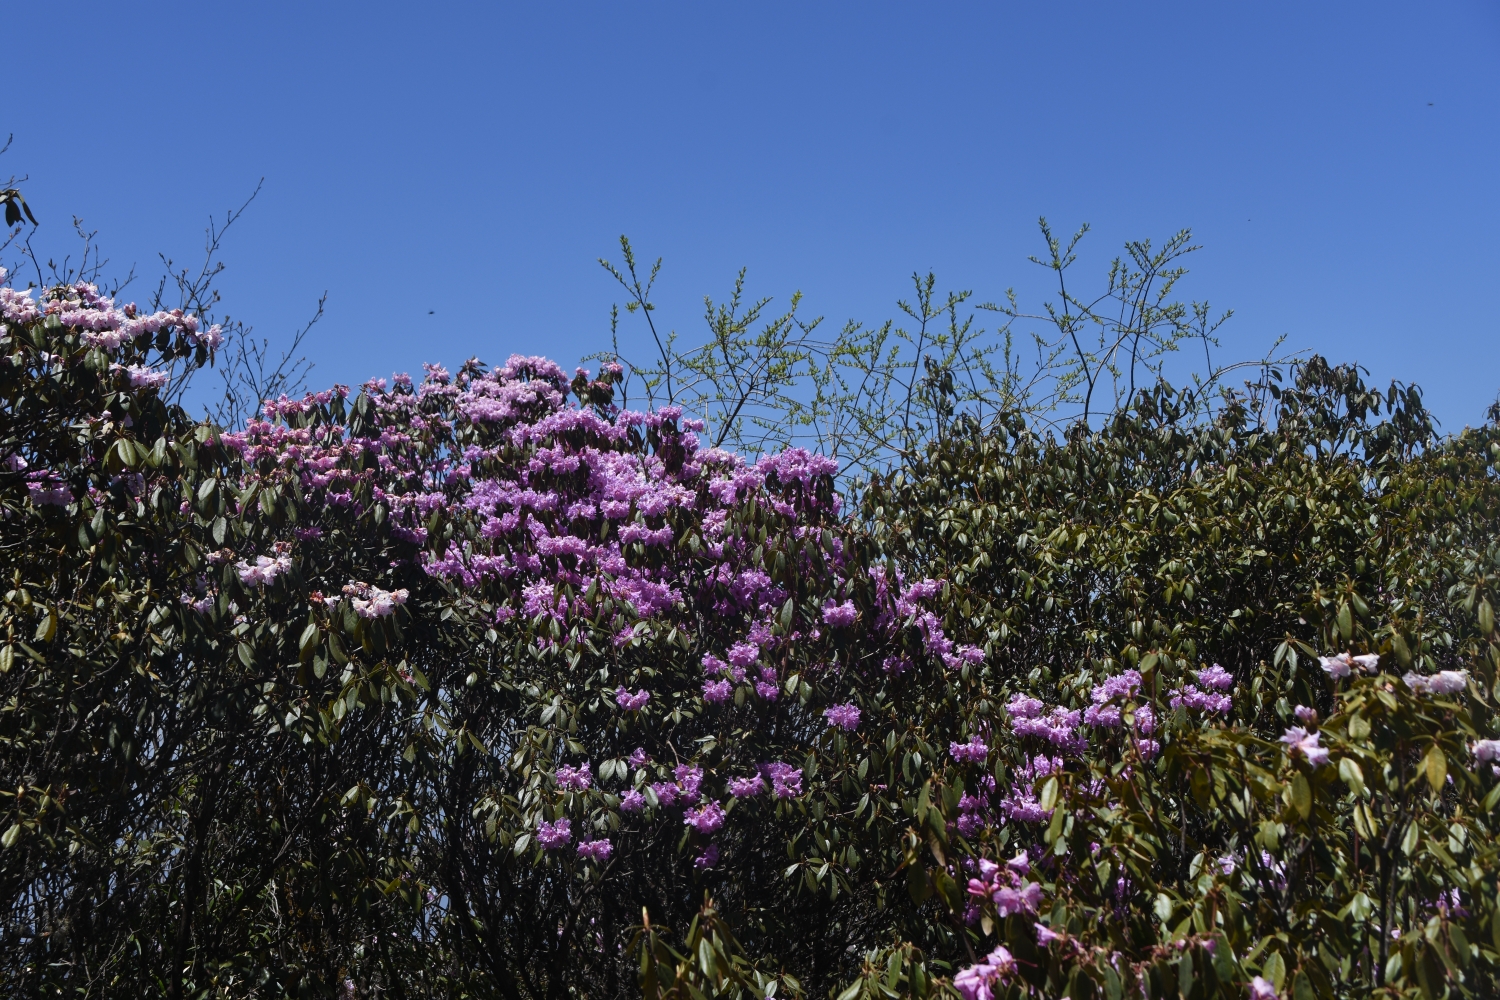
1008,695,1085,752
576,838,613,862
995,755,1063,823
236,553,293,587
537,818,572,850
1170,684,1231,714
949,737,990,763
763,763,803,799
1280,727,1330,767
1082,670,1142,727
1404,670,1468,696
823,703,861,731
727,774,767,798
821,599,857,627
345,581,410,618
953,946,1016,1000
684,800,725,834
1320,651,1379,679
25,471,72,507
0,276,221,351
614,687,651,711
555,763,592,791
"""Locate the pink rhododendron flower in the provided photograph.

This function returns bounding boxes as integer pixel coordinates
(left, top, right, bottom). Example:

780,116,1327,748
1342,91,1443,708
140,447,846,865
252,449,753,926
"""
684,800,725,834
1249,976,1279,1000
236,554,292,587
953,946,1016,1000
536,819,572,850
1404,670,1467,695
763,763,802,798
1319,653,1352,679
823,703,861,730
342,580,409,617
576,838,612,861
1280,727,1329,767
615,687,650,711
674,765,703,803
555,763,591,791
821,599,857,627
728,774,766,798
1197,663,1234,690
950,737,989,763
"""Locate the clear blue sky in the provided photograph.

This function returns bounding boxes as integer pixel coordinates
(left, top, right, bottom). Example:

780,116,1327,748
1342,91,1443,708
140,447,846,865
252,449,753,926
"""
6,2,1499,428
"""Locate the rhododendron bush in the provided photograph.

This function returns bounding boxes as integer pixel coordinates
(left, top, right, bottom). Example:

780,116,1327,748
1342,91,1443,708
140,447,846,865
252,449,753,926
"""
4,268,1500,1000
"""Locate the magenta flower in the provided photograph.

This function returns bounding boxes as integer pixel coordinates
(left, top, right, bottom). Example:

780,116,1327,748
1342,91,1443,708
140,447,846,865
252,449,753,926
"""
1196,663,1235,691
674,765,703,802
619,789,645,813
1249,976,1279,1000
615,687,651,711
702,679,732,703
823,703,861,731
953,946,1016,1000
576,838,613,862
1319,653,1352,679
728,774,766,798
694,844,720,869
684,800,725,834
1034,922,1061,945
236,554,293,587
762,763,802,798
555,763,591,791
821,599,857,627
949,737,990,763
1280,727,1330,768
536,818,572,850
627,747,650,769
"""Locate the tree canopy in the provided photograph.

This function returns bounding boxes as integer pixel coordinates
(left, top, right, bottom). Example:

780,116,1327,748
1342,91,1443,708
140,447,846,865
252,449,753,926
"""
3,251,1500,1000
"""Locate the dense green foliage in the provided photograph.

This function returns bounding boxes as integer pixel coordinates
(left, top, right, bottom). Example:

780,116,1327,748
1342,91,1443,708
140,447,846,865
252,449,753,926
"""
3,251,1500,1000
859,365,1500,998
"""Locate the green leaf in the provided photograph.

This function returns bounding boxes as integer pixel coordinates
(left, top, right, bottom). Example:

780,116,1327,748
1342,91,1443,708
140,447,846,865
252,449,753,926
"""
1154,893,1174,923
299,623,321,662
1293,970,1315,1000
1449,924,1470,967
1338,757,1365,797
1291,772,1311,819
1423,744,1447,794
1262,951,1286,992
1039,776,1059,812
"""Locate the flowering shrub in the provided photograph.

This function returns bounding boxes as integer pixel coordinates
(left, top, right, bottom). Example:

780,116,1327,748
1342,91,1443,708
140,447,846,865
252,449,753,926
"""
3,264,1500,1000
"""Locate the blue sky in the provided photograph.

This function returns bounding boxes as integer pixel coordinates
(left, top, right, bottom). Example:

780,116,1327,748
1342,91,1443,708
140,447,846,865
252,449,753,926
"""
6,2,1499,428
